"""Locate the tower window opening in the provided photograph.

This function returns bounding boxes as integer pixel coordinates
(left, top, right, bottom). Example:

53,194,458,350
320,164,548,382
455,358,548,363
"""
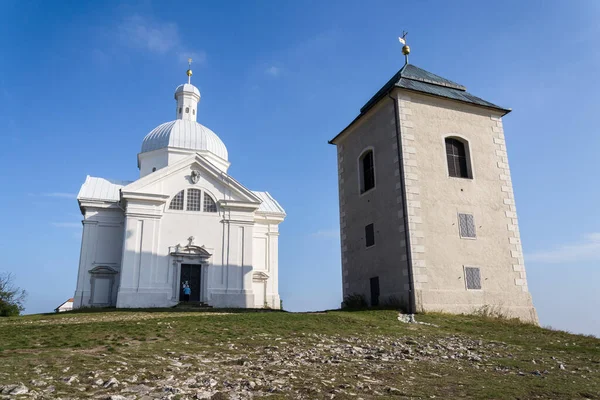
179,108,182,114
445,137,472,179
185,107,189,113
365,223,375,247
359,149,375,193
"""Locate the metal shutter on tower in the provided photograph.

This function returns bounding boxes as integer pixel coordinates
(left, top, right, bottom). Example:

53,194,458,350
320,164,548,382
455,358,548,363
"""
464,267,482,290
458,213,476,238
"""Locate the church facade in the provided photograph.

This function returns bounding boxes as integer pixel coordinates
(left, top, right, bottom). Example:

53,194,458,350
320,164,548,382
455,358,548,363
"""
330,47,537,323
73,69,285,309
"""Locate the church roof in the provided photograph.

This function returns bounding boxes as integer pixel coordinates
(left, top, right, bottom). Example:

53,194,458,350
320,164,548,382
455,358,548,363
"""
141,120,229,161
252,191,286,215
329,63,510,144
77,176,131,202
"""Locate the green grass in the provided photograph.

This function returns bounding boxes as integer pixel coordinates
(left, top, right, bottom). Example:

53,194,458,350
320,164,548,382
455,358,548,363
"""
0,309,598,399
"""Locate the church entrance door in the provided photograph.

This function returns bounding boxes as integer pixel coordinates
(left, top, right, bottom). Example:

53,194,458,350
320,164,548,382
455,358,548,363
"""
179,264,201,302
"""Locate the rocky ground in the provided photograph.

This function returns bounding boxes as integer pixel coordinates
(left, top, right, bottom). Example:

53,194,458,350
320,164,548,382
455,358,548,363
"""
0,310,598,399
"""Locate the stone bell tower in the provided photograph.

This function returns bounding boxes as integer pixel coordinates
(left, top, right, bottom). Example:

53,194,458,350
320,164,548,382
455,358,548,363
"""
329,36,537,323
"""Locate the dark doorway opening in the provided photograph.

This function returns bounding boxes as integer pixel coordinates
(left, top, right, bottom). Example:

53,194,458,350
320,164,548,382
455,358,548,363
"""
370,276,380,306
180,264,201,302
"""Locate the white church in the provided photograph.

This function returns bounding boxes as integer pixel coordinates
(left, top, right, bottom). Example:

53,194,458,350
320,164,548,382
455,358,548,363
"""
73,65,285,309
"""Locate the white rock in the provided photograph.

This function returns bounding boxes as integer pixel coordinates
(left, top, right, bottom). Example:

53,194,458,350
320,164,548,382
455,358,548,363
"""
104,377,120,388
10,385,29,395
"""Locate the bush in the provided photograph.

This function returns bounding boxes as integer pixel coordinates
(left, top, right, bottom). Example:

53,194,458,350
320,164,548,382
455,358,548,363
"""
0,273,27,317
342,294,368,309
473,304,510,320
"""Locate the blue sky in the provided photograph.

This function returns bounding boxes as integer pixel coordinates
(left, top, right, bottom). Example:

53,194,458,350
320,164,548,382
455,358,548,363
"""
0,1,598,336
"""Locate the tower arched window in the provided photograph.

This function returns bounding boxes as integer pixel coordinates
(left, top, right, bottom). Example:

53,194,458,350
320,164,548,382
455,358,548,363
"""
169,190,184,210
185,107,189,113
359,149,375,193
445,137,472,179
187,189,201,211
203,194,217,212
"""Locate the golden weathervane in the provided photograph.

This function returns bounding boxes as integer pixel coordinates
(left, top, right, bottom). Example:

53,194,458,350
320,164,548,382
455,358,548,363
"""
399,31,410,64
186,58,193,83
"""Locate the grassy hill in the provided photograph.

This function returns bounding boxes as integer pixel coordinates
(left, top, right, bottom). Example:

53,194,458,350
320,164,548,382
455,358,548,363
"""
0,309,598,399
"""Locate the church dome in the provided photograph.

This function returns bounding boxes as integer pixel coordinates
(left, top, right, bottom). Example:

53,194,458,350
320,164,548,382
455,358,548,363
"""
141,120,228,161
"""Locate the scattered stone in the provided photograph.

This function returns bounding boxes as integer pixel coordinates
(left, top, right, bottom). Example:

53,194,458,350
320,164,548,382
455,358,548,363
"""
559,364,566,370
104,377,120,388
122,384,153,394
387,387,403,395
30,379,47,387
9,384,28,395
64,375,79,384
195,390,214,399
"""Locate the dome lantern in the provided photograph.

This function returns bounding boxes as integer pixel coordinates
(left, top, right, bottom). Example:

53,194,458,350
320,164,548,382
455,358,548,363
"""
175,60,201,122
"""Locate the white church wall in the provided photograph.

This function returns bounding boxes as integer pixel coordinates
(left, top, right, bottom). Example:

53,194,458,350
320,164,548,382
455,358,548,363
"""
211,221,256,307
117,215,170,308
252,221,281,309
267,231,280,308
73,207,124,309
117,161,260,308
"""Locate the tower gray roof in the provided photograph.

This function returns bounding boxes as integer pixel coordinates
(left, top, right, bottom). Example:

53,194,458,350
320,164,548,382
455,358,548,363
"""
361,63,509,114
330,63,510,144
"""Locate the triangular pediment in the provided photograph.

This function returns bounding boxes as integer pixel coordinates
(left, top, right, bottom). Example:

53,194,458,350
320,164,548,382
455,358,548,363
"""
121,153,261,205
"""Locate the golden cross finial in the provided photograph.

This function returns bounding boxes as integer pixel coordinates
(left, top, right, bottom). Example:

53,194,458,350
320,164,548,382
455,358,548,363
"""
186,58,193,84
398,31,410,65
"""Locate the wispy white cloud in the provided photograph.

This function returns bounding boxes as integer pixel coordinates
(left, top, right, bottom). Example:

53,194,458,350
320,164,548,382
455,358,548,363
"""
527,233,600,263
311,229,340,239
52,222,81,229
41,192,77,199
117,14,206,64
119,14,178,54
265,66,281,77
